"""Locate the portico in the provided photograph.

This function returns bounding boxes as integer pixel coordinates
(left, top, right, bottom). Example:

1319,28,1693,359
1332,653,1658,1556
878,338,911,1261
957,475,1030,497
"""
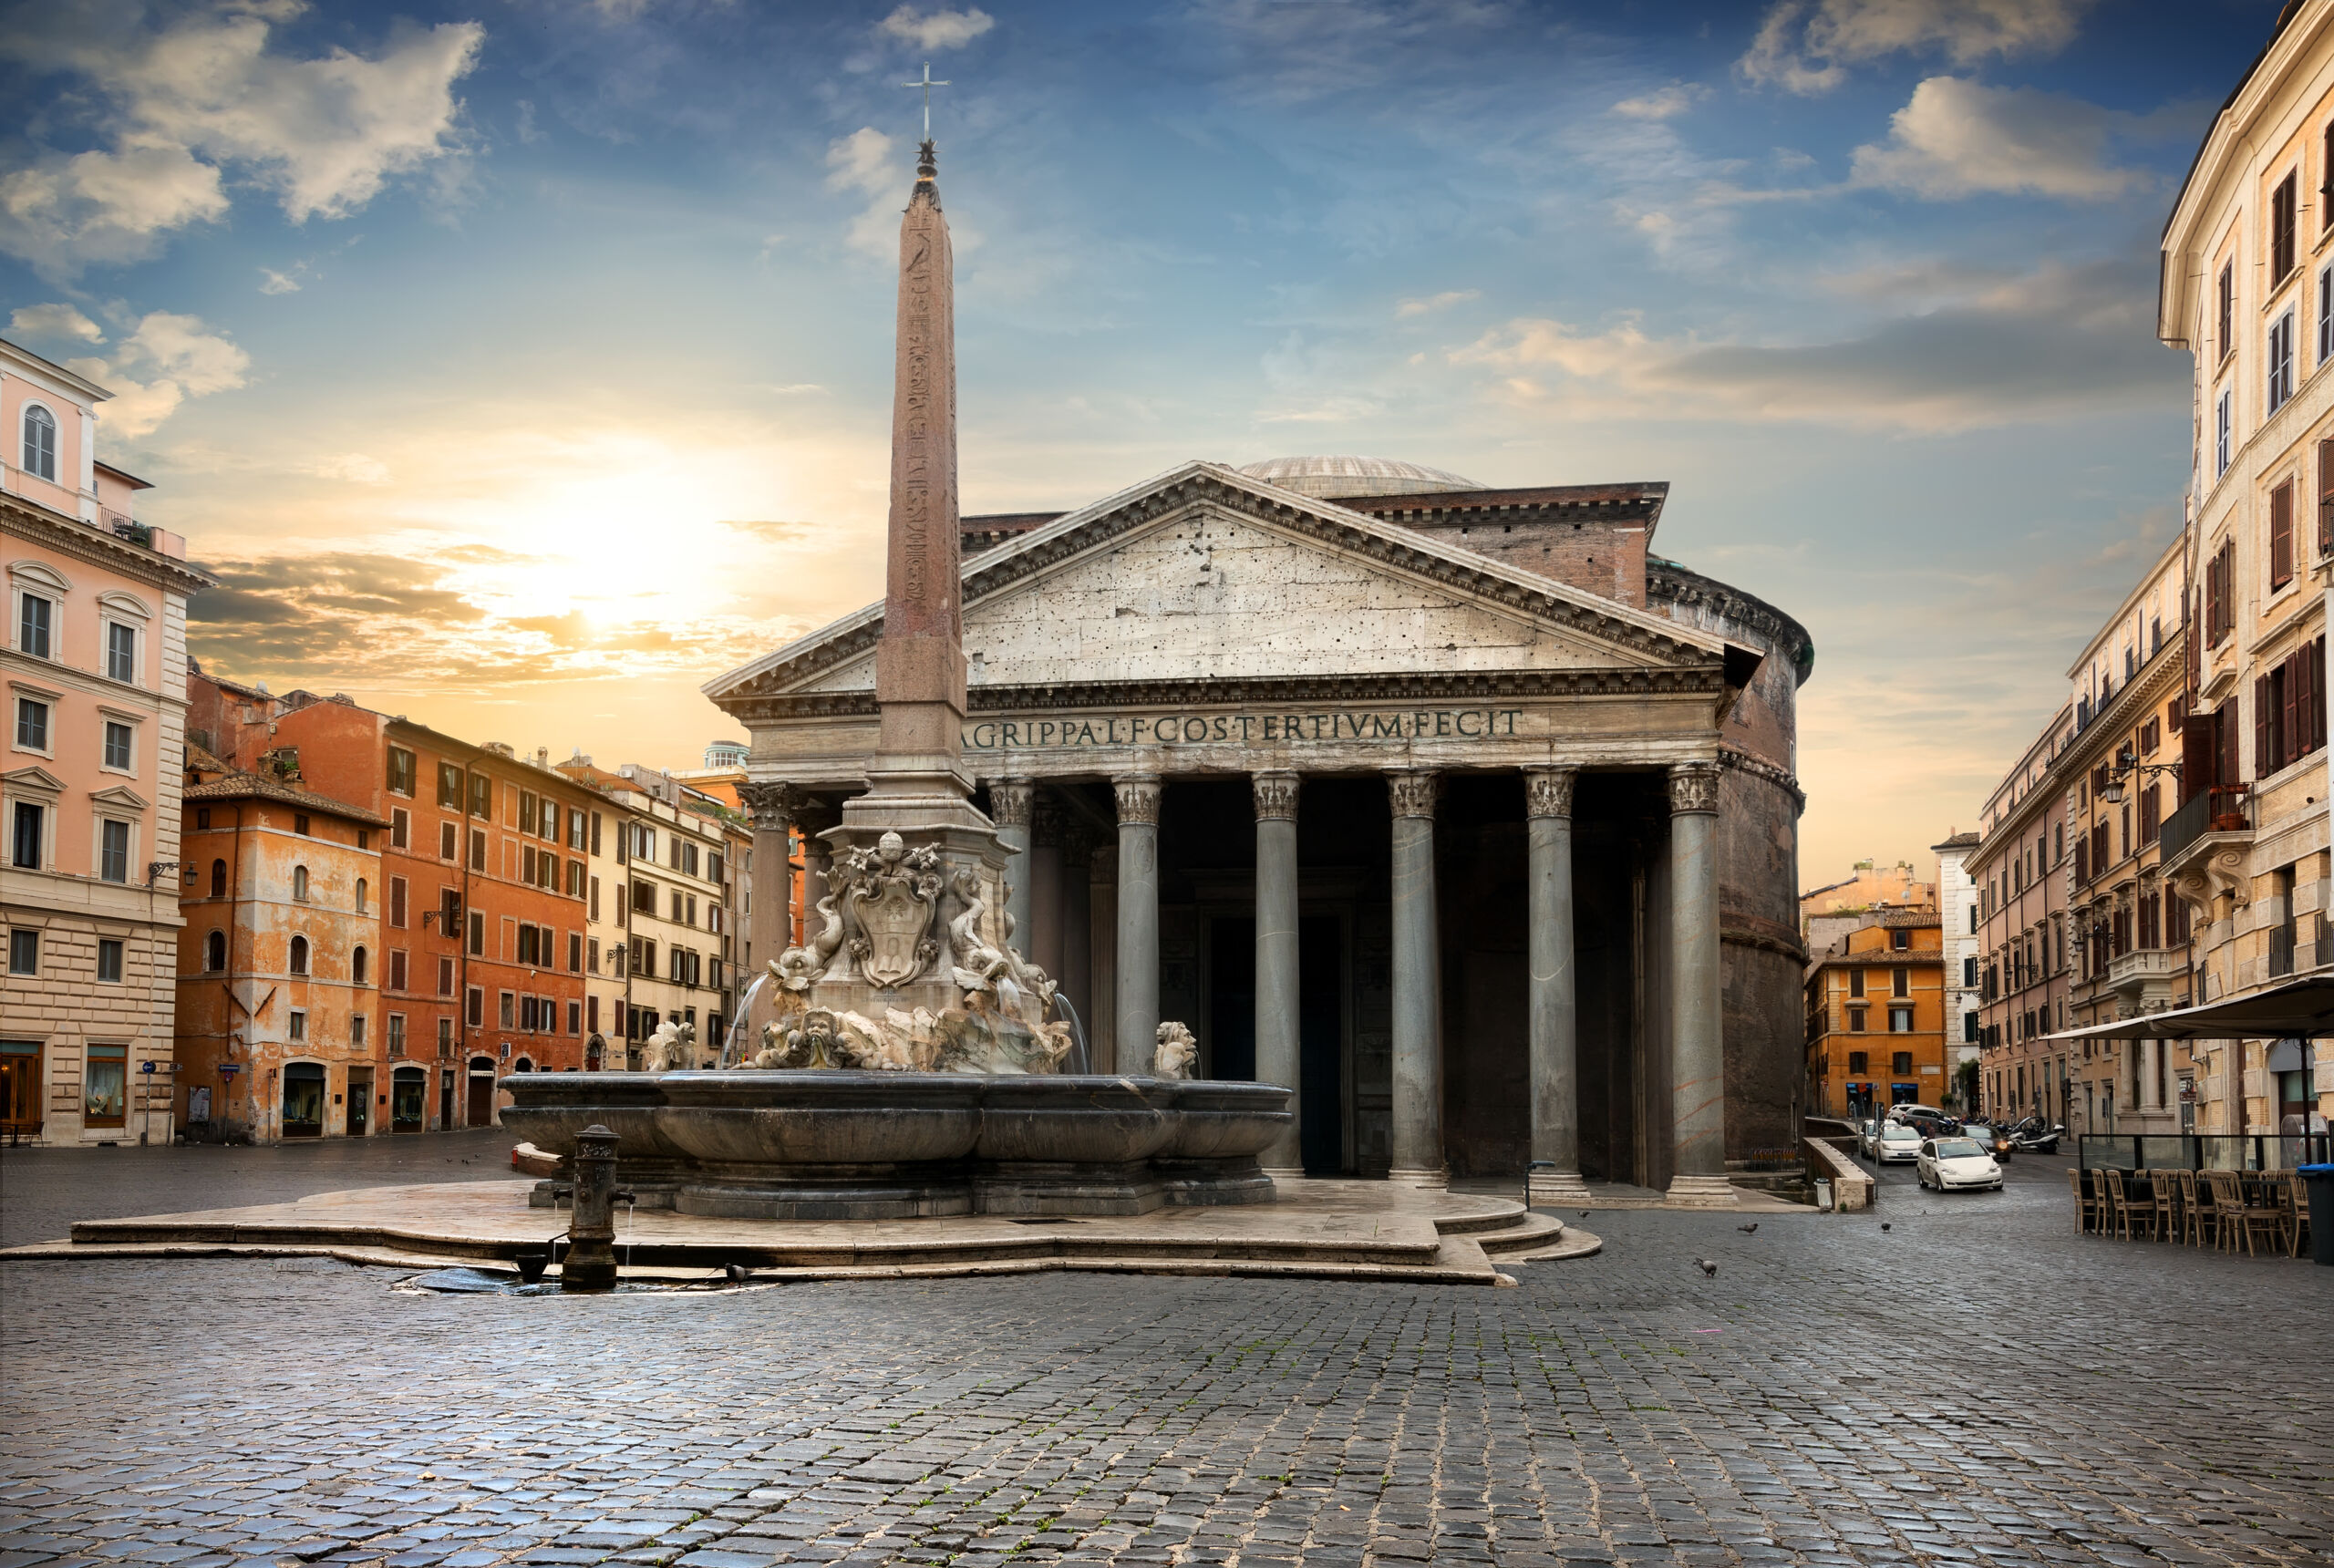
708,458,1812,1201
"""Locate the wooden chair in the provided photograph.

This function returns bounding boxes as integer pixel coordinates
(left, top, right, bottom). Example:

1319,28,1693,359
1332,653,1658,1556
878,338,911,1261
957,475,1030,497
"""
2096,1168,2128,1239
2177,1170,2215,1248
2125,1171,2158,1242
2274,1172,2306,1259
2151,1170,2179,1243
2212,1172,2281,1257
2071,1166,2095,1233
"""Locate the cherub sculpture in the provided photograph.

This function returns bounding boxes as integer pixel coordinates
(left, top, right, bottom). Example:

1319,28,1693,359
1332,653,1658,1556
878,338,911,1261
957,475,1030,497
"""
769,892,843,992
642,1018,696,1073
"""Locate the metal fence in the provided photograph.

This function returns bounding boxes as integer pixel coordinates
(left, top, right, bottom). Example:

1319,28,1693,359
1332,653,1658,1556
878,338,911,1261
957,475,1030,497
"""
2077,1133,2332,1171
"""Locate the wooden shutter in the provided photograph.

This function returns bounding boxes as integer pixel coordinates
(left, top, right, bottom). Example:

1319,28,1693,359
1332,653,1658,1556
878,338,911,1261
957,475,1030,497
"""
2319,440,2334,558
2273,483,2296,587
2257,675,2274,779
2074,838,2088,884
2217,703,2240,796
2182,713,2215,799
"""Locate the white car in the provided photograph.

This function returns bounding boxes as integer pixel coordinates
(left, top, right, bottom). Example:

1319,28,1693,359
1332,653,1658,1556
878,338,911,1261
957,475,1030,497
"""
1874,1121,1924,1164
1916,1136,2004,1191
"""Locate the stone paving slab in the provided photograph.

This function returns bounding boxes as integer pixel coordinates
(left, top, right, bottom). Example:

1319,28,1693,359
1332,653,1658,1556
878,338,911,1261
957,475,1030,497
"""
2,1177,1600,1285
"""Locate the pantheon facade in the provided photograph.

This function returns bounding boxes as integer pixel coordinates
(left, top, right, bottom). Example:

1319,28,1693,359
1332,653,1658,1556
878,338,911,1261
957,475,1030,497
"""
708,456,1812,1191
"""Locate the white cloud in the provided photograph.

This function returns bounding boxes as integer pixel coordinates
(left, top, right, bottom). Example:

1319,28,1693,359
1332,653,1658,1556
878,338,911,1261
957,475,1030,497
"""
0,137,229,277
259,266,302,294
67,311,251,439
878,6,995,51
0,1,483,277
1851,77,2146,201
7,303,108,344
828,126,908,256
1396,289,1481,318
1612,83,1707,121
1740,0,2094,95
1449,260,2177,433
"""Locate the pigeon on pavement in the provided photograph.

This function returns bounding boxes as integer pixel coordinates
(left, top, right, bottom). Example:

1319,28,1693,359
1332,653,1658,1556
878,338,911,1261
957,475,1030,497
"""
1694,1258,1718,1277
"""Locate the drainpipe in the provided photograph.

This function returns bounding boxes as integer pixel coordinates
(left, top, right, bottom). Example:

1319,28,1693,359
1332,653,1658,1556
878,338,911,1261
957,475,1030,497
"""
457,768,475,1130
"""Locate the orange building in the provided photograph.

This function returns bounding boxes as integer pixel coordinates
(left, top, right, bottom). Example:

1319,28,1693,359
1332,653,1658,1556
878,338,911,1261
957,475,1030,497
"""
175,752,386,1140
188,673,604,1127
1804,914,1948,1116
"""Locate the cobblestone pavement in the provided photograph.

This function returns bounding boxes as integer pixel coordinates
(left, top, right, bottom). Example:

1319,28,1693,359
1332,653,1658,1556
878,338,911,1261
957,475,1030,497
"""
3,1140,2329,1568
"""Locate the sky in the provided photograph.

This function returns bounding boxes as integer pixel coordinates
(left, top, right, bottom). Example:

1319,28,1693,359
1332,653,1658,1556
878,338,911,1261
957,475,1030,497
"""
0,0,2286,884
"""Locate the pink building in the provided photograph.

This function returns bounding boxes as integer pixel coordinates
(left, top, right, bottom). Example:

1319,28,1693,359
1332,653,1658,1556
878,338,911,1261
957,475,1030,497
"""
3,337,211,1144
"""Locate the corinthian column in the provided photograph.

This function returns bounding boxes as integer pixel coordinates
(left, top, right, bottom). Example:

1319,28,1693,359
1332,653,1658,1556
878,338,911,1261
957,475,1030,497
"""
735,780,801,1047
1114,776,1162,1075
1524,768,1588,1202
1388,769,1446,1188
1666,759,1734,1207
1253,770,1301,1174
990,779,1034,954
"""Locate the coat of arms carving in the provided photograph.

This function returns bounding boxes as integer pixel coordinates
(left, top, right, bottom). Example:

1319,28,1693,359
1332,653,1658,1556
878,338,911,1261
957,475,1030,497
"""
839,830,944,987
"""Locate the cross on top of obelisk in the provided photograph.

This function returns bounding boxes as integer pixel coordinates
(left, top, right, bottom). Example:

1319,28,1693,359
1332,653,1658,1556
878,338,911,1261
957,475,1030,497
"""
903,61,949,144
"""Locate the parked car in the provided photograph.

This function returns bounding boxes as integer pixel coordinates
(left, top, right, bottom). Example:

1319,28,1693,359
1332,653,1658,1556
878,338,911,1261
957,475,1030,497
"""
1960,1121,2013,1160
1856,1118,1882,1158
1916,1135,2004,1191
1874,1121,1925,1164
1890,1105,1961,1136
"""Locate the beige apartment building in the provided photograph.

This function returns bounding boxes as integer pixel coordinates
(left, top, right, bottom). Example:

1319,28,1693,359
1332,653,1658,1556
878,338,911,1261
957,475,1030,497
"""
559,758,749,1067
2060,537,2195,1135
1972,705,2075,1125
2157,0,2334,1140
4,337,211,1144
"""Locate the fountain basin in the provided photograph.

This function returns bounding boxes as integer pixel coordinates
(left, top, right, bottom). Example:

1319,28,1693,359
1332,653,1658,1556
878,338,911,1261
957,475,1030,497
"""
501,1071,1290,1220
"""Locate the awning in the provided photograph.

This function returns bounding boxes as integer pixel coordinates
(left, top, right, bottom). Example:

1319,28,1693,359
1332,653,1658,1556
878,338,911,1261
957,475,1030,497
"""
2045,976,2334,1042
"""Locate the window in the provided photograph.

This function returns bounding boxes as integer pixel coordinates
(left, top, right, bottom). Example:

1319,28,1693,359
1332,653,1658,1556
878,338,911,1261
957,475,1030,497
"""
2320,438,2334,559
204,929,225,972
437,761,462,809
633,880,656,914
293,812,311,837
1890,928,1909,951
289,934,309,975
96,937,122,982
1848,969,1865,998
2270,310,2296,414
387,875,407,928
351,1015,367,1048
671,888,686,923
2273,170,2298,284
389,807,410,851
708,851,724,885
7,927,36,975
84,1043,124,1127
438,954,455,996
569,932,584,973
521,790,538,835
387,947,408,991
2272,480,2296,589
288,1009,307,1042
2322,266,2334,366
11,801,40,869
21,405,57,481
1847,1007,1866,1033
1891,1049,1914,1074
355,877,368,914
15,696,50,750
469,772,492,820
98,819,129,882
352,946,368,985
208,857,227,896
1891,966,1909,997
467,910,484,955
2215,387,2233,478
101,720,131,771
469,828,486,872
567,857,585,898
500,991,515,1028
2217,260,2236,361
568,1000,582,1036
2205,538,2236,645
439,820,457,861
466,985,484,1027
15,590,52,660
292,864,310,902
1963,955,1978,987
106,622,136,684
589,875,601,922
387,746,416,796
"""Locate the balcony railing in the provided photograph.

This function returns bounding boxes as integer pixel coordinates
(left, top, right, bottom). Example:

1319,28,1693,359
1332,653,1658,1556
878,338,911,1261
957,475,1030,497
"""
2158,786,2249,867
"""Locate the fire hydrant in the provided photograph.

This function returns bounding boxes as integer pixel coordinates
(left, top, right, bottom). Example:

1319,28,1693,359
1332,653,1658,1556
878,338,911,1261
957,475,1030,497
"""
550,1123,633,1292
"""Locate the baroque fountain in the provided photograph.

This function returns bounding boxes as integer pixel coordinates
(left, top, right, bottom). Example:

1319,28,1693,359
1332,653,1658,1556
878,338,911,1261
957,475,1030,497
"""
501,136,1289,1220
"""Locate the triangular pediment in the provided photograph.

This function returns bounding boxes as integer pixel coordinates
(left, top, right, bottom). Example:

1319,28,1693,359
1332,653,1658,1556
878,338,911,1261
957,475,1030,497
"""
90,784,150,810
3,765,66,794
707,461,1725,706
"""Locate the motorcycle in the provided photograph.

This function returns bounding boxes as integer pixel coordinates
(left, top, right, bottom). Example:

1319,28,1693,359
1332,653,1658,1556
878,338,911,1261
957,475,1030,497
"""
2010,1120,2064,1154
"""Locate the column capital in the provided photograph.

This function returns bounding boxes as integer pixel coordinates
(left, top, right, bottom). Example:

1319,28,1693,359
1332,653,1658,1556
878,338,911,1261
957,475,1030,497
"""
1032,794,1067,847
1252,770,1300,821
989,778,1034,829
1667,760,1721,816
736,780,805,834
1114,775,1162,825
1386,769,1440,820
1523,767,1576,820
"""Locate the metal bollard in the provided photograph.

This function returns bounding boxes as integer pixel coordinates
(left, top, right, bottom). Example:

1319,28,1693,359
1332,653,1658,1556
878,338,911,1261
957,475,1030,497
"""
557,1123,635,1292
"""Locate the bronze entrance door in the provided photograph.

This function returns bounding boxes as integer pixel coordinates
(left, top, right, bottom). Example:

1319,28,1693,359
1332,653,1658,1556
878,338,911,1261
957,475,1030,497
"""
0,1040,41,1139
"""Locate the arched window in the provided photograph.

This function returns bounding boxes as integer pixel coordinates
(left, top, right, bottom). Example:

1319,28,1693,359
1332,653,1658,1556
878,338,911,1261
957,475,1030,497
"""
352,945,368,985
292,864,309,902
289,934,309,975
355,877,368,914
204,929,226,972
210,858,226,898
22,405,57,483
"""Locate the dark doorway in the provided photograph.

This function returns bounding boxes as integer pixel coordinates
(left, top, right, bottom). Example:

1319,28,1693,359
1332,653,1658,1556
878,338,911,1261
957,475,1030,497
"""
438,1068,454,1130
1298,914,1345,1174
392,1066,426,1131
466,1058,495,1127
1207,916,1255,1082
0,1040,41,1137
282,1062,325,1138
347,1068,370,1137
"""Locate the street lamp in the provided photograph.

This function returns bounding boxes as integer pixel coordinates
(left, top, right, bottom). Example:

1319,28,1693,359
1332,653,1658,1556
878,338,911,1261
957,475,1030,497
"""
2097,749,2180,805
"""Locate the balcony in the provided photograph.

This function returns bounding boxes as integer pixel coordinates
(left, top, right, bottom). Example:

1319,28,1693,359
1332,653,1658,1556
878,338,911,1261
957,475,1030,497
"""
2157,786,2252,913
2107,947,2184,1008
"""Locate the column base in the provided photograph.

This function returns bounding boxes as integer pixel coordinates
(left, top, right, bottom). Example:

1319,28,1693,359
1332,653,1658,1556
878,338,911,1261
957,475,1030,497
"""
1526,1168,1591,1204
1389,1165,1449,1191
1663,1173,1740,1208
1260,1166,1305,1182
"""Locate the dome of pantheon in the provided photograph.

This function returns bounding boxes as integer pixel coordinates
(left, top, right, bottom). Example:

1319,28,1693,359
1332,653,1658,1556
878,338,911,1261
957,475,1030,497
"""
1234,455,1482,499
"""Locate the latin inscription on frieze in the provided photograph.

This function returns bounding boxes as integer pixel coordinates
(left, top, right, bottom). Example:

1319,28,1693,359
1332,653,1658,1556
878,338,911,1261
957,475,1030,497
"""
965,708,1526,750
